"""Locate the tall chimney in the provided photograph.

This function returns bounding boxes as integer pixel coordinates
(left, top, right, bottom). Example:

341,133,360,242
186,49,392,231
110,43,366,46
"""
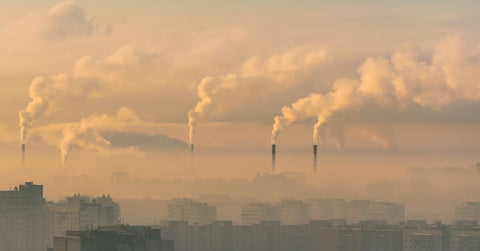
21,144,25,168
271,144,276,173
191,144,194,153
313,144,317,172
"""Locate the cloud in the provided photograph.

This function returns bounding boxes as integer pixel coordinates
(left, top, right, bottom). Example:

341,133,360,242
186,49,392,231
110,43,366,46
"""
40,1,96,39
2,1,101,41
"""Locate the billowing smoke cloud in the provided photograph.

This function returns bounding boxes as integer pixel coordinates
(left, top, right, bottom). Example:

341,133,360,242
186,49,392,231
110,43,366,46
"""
353,124,396,150
242,46,328,81
18,45,157,144
188,74,237,145
101,131,188,151
272,35,480,146
325,121,345,151
59,107,184,166
188,46,327,145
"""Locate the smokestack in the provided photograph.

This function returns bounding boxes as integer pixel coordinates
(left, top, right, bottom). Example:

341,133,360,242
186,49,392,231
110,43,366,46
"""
313,144,317,172
271,144,276,173
21,144,25,167
191,144,194,153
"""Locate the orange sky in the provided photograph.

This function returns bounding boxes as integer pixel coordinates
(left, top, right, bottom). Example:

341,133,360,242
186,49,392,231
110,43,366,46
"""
1,1,480,207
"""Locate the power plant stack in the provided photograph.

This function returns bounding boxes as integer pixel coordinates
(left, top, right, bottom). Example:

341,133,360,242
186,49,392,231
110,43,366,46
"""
271,144,276,173
190,144,194,153
21,144,25,167
313,144,318,172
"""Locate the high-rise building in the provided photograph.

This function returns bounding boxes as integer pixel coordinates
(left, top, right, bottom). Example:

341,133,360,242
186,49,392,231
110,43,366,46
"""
309,199,346,220
168,198,216,225
0,182,46,251
455,202,480,223
44,202,79,248
277,200,310,225
449,228,480,251
346,200,371,224
65,194,120,230
403,229,444,251
241,203,279,224
45,194,120,248
255,221,282,251
368,202,405,225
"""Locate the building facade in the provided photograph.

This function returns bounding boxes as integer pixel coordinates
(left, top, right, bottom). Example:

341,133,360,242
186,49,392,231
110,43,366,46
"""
168,198,217,225
53,225,173,251
0,182,46,251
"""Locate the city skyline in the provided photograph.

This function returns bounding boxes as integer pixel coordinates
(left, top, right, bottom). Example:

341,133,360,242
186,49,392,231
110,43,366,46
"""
3,180,480,251
1,2,480,249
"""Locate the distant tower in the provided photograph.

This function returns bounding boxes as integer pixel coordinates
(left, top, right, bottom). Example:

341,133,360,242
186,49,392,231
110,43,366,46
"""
191,144,194,153
271,144,276,173
313,144,318,172
21,144,25,168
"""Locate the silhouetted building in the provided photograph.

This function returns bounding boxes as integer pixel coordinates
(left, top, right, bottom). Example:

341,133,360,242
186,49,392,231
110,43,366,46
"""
0,182,46,251
157,219,406,251
45,194,120,248
53,225,173,251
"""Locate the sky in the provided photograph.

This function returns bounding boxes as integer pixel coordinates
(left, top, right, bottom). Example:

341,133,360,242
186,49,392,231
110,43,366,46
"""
1,0,480,204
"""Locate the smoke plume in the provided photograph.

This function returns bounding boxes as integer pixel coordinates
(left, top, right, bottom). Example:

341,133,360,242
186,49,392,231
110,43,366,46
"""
188,46,327,145
188,75,237,145
59,107,179,166
272,35,480,146
19,45,157,145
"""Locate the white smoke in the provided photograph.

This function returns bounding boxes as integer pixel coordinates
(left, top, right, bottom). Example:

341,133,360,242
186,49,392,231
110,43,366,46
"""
59,107,169,166
188,46,327,145
272,35,480,146
18,45,157,144
325,121,345,151
188,74,238,145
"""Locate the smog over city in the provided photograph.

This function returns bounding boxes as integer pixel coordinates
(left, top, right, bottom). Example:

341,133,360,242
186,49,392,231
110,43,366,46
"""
1,0,480,250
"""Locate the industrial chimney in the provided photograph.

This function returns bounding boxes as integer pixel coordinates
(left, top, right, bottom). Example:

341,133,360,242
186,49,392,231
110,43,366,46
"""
21,144,25,167
313,144,317,172
271,144,276,173
191,144,194,153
